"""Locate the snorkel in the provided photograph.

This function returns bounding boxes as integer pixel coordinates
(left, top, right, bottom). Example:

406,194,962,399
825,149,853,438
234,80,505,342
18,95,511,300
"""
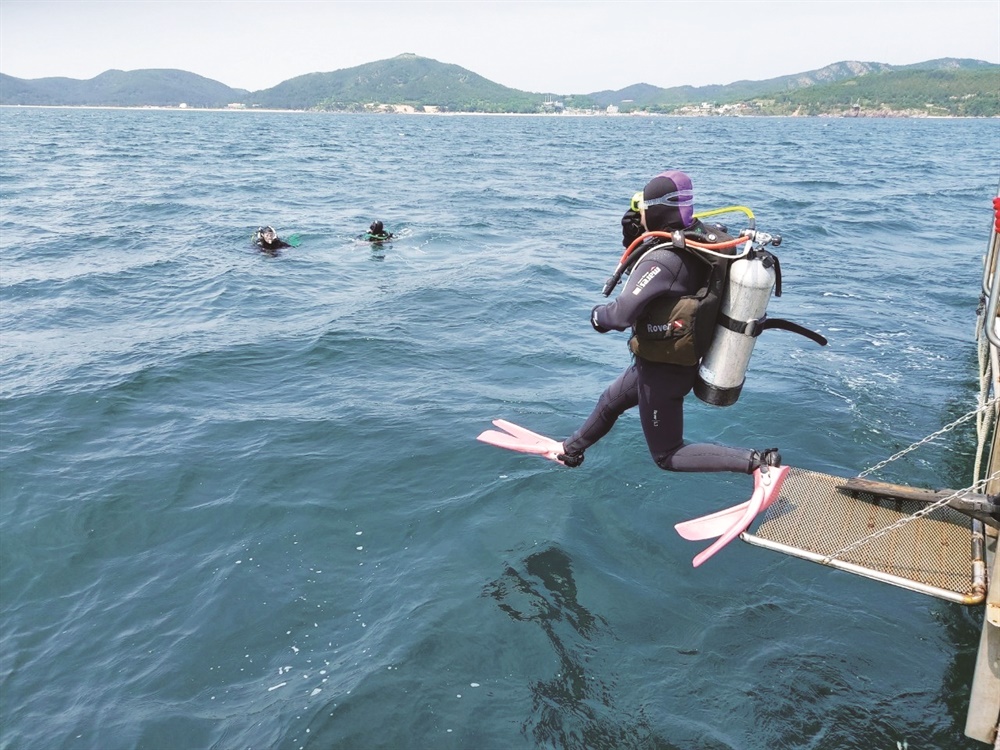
601,205,758,297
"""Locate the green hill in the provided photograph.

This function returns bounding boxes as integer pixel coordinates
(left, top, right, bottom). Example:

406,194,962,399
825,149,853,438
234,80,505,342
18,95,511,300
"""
591,58,996,109
750,67,1000,117
0,69,247,107
244,53,544,113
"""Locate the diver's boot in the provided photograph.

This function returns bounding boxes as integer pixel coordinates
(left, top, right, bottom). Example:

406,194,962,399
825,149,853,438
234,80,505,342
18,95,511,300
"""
557,445,585,468
749,447,781,473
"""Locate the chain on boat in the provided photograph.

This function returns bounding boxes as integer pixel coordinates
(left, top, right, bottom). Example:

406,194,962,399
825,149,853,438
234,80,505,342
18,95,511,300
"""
822,396,1000,565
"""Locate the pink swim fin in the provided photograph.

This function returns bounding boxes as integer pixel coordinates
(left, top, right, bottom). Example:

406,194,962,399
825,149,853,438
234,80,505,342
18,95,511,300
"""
674,499,757,541
476,419,566,465
675,465,790,567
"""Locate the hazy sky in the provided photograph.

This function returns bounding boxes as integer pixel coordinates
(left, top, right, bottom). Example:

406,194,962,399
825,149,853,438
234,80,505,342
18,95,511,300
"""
2,0,998,94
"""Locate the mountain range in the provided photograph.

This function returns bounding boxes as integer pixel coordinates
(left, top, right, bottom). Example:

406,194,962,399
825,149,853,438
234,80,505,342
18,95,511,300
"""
1,53,997,116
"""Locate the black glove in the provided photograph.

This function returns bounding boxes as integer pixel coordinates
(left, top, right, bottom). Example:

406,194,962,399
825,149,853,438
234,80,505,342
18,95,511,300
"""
621,209,644,248
591,306,610,333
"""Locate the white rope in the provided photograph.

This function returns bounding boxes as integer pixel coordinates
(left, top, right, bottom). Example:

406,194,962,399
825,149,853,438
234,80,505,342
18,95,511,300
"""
974,330,997,481
974,331,986,478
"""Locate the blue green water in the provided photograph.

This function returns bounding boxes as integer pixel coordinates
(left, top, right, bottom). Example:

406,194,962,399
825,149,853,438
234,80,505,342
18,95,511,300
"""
1,107,999,749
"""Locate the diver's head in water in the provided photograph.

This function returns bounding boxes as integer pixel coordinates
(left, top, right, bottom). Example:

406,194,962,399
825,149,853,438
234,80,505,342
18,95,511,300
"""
260,226,278,244
369,220,384,235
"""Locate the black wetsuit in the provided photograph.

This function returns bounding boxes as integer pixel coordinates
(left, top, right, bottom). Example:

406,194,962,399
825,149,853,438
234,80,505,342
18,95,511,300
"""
257,237,292,255
563,240,754,473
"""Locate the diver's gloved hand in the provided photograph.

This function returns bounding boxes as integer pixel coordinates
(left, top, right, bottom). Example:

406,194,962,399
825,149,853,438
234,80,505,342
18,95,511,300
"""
558,447,584,468
590,306,610,333
621,209,644,248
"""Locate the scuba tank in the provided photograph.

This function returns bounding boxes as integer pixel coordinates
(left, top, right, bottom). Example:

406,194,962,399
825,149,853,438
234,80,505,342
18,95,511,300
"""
693,229,827,406
694,247,778,406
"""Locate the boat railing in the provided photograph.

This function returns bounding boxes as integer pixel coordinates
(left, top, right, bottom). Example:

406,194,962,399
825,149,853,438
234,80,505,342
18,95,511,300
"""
973,193,1000,492
979,191,1000,348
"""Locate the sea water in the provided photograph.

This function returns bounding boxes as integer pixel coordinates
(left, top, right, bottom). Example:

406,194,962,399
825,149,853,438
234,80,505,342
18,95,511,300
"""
1,107,999,749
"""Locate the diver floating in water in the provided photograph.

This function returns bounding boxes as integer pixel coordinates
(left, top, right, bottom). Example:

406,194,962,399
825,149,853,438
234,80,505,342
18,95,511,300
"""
252,225,293,255
363,220,393,243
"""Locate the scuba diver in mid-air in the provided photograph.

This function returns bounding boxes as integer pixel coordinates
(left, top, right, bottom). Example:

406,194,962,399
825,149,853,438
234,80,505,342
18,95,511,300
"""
252,226,293,255
480,170,781,473
556,170,781,474
363,220,393,243
478,170,826,564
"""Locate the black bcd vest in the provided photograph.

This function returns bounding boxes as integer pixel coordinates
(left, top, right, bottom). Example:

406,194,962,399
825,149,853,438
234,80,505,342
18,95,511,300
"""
628,221,733,366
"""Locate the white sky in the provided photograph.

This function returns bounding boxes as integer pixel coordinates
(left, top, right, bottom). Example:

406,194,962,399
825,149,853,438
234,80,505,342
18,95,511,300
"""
1,0,998,94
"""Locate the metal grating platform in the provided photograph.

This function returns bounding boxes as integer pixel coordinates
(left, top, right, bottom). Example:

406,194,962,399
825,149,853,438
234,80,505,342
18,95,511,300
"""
742,467,983,604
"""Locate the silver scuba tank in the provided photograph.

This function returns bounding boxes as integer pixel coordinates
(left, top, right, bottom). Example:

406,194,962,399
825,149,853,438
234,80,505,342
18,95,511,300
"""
694,251,776,406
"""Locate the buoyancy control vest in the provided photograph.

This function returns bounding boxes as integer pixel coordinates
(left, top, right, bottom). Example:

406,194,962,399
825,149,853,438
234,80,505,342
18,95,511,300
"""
627,221,733,366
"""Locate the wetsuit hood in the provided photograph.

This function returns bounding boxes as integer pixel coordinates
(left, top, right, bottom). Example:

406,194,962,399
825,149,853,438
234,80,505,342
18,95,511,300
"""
642,171,694,231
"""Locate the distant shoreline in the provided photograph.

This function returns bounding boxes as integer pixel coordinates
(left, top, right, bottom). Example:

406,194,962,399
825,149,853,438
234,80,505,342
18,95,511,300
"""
0,104,987,119
5,56,995,117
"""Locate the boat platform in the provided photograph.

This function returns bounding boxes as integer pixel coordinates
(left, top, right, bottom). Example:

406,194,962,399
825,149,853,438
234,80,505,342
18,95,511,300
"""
742,467,987,605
